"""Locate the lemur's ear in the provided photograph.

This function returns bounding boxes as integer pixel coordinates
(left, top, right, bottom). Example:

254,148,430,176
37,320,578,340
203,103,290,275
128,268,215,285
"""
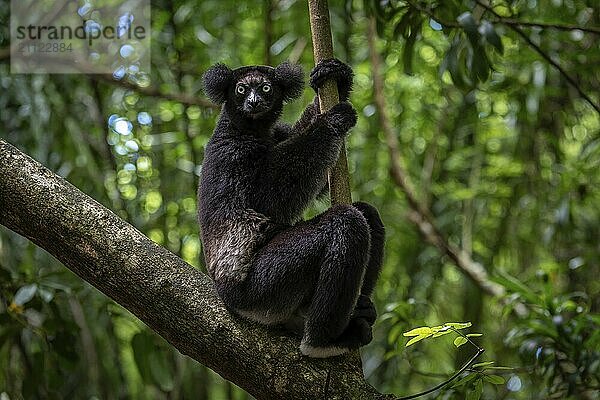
203,63,233,104
274,62,304,103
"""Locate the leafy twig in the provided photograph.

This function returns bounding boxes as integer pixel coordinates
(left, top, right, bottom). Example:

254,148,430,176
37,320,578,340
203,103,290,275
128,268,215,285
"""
398,325,485,399
474,0,600,114
404,1,600,34
499,19,600,34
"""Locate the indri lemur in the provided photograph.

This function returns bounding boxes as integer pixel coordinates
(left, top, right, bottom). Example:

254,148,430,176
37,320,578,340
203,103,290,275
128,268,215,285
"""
198,59,385,357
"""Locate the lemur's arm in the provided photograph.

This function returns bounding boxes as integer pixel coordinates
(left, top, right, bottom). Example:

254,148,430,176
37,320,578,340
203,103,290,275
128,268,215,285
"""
272,97,320,143
264,102,357,211
291,97,320,134
272,59,352,143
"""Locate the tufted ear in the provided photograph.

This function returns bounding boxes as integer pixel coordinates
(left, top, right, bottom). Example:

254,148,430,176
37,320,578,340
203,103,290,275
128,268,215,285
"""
273,61,304,103
203,63,233,104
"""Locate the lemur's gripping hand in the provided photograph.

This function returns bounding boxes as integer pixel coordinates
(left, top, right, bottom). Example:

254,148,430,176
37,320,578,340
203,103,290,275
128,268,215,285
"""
309,58,354,101
322,102,357,136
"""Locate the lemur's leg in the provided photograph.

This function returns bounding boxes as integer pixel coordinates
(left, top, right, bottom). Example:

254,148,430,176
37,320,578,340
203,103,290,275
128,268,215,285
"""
300,204,372,357
341,202,386,345
215,204,371,357
352,202,385,298
216,218,325,325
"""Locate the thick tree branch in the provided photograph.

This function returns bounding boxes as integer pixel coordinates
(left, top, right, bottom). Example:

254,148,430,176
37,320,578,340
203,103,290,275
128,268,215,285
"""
366,18,504,298
0,139,395,400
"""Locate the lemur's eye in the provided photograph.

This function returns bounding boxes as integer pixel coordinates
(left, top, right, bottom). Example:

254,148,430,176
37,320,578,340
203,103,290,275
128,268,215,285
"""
236,85,245,94
262,84,271,93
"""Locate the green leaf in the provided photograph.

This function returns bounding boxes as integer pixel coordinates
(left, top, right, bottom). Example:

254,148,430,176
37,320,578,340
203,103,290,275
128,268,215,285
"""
403,326,433,336
467,333,483,337
527,319,558,339
484,374,506,385
454,336,468,347
406,333,432,347
403,23,421,75
441,37,472,89
452,372,478,388
467,379,484,400
457,12,479,45
479,20,504,54
432,329,453,338
472,361,495,368
149,351,174,391
131,332,153,383
493,272,540,304
445,322,472,330
393,10,414,40
14,284,38,306
470,45,490,82
388,324,404,345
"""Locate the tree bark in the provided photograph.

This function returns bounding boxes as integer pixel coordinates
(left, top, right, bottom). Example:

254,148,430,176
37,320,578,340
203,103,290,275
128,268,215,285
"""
308,0,352,205
0,139,396,399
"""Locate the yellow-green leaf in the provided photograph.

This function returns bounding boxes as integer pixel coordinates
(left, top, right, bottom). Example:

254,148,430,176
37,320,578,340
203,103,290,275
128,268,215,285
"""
453,336,468,347
445,322,472,330
472,361,494,368
432,329,453,338
403,327,433,337
406,333,432,347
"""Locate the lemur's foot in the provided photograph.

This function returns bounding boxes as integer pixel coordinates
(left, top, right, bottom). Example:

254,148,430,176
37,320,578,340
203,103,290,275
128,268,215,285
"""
323,102,357,136
299,319,373,358
310,58,354,101
341,317,373,346
352,294,377,326
299,298,375,358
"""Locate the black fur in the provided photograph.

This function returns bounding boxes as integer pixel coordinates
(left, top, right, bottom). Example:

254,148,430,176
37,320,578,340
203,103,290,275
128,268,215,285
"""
198,59,385,357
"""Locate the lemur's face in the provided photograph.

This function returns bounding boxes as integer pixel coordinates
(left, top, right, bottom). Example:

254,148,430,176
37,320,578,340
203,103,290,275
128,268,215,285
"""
233,72,277,119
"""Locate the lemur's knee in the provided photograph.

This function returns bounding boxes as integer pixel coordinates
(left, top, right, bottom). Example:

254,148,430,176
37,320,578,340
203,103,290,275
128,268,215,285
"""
325,204,371,249
352,201,385,237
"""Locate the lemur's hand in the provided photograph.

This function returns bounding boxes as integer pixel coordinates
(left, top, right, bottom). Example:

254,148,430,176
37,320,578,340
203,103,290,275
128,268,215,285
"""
323,102,357,136
310,58,354,102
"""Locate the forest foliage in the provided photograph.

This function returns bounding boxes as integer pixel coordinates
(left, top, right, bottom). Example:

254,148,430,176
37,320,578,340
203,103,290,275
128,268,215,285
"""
0,0,599,399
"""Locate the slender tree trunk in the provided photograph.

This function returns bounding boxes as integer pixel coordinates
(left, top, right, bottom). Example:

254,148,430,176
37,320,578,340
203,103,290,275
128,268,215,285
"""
308,0,352,205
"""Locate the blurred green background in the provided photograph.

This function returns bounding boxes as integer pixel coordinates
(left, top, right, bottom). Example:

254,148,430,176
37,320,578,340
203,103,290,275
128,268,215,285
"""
0,0,599,399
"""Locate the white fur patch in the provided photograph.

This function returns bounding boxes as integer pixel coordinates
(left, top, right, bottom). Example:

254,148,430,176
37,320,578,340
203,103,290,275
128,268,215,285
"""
299,342,349,358
204,209,272,282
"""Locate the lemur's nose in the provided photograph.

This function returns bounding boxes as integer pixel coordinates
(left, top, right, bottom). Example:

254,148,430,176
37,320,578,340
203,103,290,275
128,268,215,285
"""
246,90,261,109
